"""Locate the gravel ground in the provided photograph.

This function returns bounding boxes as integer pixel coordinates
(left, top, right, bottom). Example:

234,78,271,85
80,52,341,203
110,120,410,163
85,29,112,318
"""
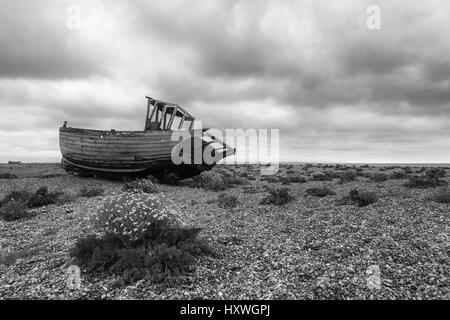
0,164,449,300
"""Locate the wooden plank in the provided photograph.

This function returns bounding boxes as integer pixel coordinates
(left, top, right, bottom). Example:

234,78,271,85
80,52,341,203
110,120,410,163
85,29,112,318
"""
60,129,173,138
161,106,167,130
60,149,174,157
62,158,153,171
60,145,173,156
60,147,174,155
60,150,172,157
60,133,176,143
168,106,178,129
65,162,168,171
60,128,194,137
60,139,177,149
61,151,173,159
179,114,185,129
60,132,173,141
60,148,173,160
63,156,163,167
59,140,177,149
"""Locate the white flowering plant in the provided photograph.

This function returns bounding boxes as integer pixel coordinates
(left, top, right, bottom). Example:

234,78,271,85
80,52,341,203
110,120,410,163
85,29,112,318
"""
72,191,213,287
94,192,179,241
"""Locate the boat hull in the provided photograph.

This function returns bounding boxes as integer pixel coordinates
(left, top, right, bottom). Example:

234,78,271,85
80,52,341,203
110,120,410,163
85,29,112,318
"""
59,127,233,180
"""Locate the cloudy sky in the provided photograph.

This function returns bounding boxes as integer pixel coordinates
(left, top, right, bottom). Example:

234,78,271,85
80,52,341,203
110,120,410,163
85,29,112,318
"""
0,0,449,163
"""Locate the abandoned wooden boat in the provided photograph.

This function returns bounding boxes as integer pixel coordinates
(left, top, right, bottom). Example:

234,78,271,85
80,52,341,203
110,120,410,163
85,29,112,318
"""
59,96,235,181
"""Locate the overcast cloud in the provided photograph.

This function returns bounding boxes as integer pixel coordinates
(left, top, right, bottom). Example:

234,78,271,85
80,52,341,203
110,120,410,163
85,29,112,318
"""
0,0,449,163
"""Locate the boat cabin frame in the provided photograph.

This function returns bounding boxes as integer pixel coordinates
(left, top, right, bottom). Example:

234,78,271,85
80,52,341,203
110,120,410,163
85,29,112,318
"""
145,96,195,131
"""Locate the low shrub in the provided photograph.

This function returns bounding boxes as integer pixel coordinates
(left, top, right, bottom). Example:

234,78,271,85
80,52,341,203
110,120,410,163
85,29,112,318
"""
1,186,61,206
215,168,233,178
390,169,409,180
242,186,260,194
327,170,342,179
260,187,294,206
192,172,227,191
0,190,33,206
370,172,389,182
310,172,333,181
425,168,446,180
27,187,62,208
217,194,238,209
123,179,159,194
72,191,213,287
339,170,357,183
260,175,280,183
353,190,378,207
72,203,212,287
338,188,378,207
0,200,32,222
403,166,413,174
0,247,40,266
305,187,336,197
79,186,104,198
434,189,450,204
281,175,307,185
225,176,249,186
57,190,78,204
0,187,64,221
238,171,248,178
404,172,448,189
0,173,18,179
